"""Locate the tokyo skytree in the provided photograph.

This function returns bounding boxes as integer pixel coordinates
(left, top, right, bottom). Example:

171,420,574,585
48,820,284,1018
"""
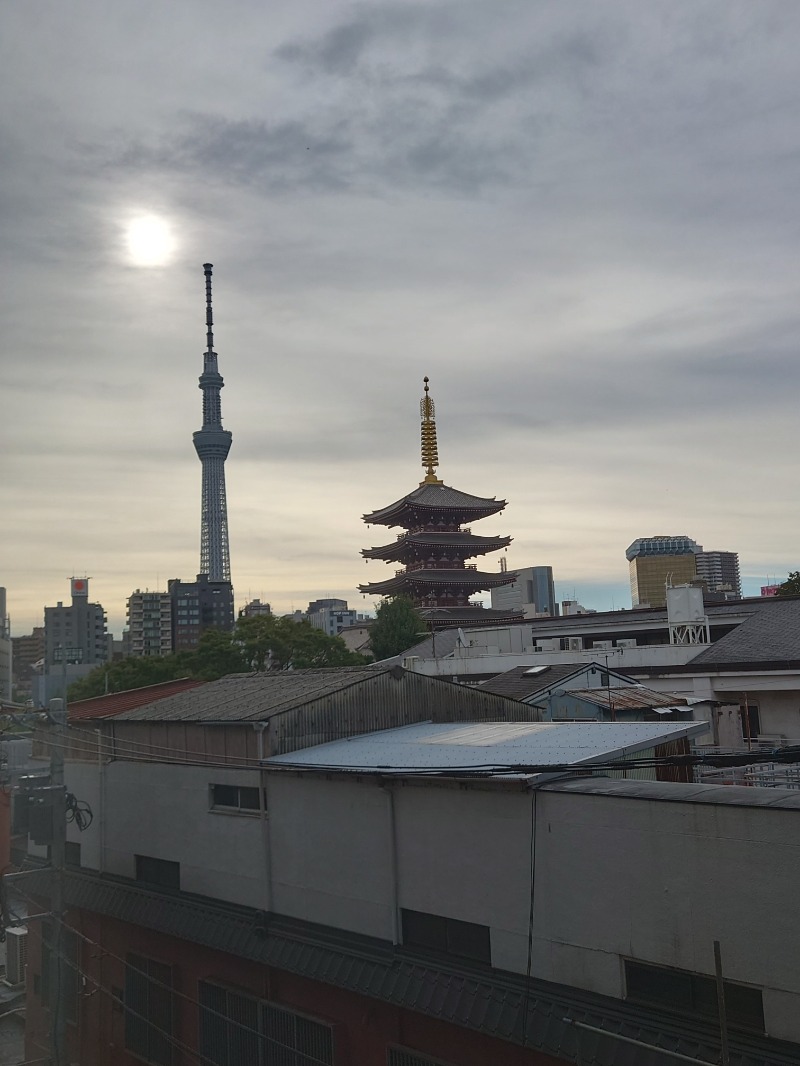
193,263,232,583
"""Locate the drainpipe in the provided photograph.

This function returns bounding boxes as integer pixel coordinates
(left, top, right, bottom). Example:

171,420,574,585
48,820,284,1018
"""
95,728,105,874
380,781,400,945
253,723,272,913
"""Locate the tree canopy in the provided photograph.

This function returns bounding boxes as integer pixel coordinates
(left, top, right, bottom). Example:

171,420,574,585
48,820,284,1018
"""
776,571,800,596
368,596,427,661
67,614,369,701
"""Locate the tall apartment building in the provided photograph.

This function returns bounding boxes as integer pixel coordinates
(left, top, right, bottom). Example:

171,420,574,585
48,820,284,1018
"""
491,566,558,617
168,575,235,652
11,626,44,703
39,578,108,704
127,590,173,657
695,551,742,597
626,536,701,608
43,578,108,669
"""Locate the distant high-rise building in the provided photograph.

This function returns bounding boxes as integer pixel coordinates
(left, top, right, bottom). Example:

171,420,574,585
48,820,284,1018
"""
491,566,558,617
169,575,235,652
0,588,10,701
127,590,173,657
626,536,701,608
695,551,741,597
11,626,44,702
40,578,108,704
193,263,232,584
307,600,358,637
239,599,272,619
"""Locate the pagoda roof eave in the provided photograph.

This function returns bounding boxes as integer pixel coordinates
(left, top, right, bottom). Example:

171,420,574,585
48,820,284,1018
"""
363,482,507,526
362,533,512,561
359,570,516,597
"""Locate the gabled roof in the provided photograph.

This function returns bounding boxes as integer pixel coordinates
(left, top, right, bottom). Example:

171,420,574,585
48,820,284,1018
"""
478,663,635,703
363,482,506,526
114,665,389,723
478,664,591,701
687,597,800,669
68,678,205,721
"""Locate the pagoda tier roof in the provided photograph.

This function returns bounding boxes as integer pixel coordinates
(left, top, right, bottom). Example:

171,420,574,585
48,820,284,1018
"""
362,531,512,562
359,569,515,597
363,482,506,527
419,606,525,627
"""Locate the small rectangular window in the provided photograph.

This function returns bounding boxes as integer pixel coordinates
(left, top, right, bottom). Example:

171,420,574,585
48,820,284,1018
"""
125,954,175,1065
625,960,764,1033
210,784,263,814
135,855,180,891
401,909,491,965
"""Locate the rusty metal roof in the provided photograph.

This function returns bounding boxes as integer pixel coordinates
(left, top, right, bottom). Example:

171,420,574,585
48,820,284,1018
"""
565,686,692,712
68,678,205,721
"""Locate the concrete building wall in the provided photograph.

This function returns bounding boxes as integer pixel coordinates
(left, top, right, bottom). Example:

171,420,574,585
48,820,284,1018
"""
64,761,269,909
58,756,800,1044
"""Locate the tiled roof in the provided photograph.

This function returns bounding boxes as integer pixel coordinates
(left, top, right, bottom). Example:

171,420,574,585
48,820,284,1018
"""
478,664,589,701
68,678,205,721
362,531,511,560
688,598,800,668
360,568,513,595
53,868,800,1066
363,482,506,525
113,665,394,723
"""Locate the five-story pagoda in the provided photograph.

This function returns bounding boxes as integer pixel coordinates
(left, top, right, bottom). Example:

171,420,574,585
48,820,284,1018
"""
359,378,519,624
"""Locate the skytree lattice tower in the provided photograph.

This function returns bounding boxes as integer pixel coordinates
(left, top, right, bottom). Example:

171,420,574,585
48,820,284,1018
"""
193,263,232,582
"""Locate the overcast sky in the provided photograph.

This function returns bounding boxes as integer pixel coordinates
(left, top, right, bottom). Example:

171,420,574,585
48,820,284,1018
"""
2,1,799,636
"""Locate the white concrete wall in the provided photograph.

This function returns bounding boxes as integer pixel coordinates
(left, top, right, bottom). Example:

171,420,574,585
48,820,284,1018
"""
64,761,269,909
267,775,800,1043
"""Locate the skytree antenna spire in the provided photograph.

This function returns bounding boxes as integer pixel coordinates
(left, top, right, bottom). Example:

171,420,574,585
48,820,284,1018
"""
192,263,232,582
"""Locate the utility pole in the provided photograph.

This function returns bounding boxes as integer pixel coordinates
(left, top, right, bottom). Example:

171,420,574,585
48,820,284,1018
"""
48,696,67,1066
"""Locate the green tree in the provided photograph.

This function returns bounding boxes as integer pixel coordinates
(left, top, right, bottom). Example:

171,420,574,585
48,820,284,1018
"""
189,626,249,680
236,614,367,671
66,652,191,701
776,571,800,596
369,596,426,661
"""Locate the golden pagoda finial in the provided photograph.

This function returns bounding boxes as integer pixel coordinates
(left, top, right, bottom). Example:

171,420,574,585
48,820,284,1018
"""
420,376,443,485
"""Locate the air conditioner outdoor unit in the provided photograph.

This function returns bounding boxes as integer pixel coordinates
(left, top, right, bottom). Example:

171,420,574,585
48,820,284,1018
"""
567,637,583,652
616,639,637,649
592,641,613,650
5,927,27,986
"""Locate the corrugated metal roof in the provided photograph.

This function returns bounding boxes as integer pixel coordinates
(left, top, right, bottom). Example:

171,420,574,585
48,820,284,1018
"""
566,686,691,712
114,665,391,722
542,775,800,809
267,720,707,774
68,678,205,721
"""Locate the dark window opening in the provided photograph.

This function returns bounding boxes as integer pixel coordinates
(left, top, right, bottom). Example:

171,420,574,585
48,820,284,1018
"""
199,980,334,1065
210,784,263,814
401,909,491,965
135,855,180,891
388,1049,454,1066
125,953,175,1066
740,704,761,742
625,960,764,1033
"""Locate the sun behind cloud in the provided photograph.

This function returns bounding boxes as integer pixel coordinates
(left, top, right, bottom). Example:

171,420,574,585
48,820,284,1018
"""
125,215,175,266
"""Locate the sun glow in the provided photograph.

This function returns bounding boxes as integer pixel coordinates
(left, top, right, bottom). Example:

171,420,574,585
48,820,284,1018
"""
126,215,175,266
